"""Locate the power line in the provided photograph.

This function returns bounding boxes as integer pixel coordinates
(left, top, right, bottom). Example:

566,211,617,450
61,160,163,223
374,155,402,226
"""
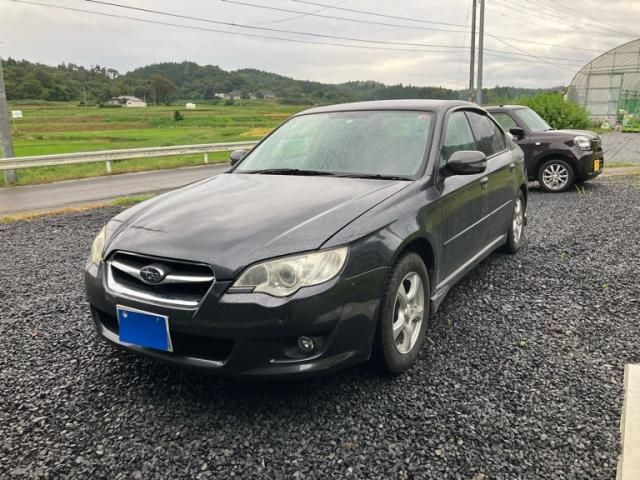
11,0,586,72
490,0,633,39
289,0,610,54
252,0,345,26
85,0,589,63
85,0,471,51
213,0,597,59
489,35,576,72
215,0,467,33
289,0,467,28
10,0,463,54
530,0,637,37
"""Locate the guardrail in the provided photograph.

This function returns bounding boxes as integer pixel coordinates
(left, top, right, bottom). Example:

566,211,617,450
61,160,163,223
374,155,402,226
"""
0,140,260,173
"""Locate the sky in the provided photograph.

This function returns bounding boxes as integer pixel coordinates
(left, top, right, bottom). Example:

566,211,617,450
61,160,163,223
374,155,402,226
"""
1,0,639,89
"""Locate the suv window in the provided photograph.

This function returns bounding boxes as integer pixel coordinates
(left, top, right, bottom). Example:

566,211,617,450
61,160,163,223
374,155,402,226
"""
492,112,518,131
466,111,506,157
441,111,475,166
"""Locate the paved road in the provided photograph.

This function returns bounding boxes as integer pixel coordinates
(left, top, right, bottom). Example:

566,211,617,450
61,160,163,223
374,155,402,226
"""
601,132,640,163
0,164,228,214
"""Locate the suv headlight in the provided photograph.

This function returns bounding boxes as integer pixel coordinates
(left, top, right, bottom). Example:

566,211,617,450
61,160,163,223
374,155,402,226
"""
574,135,592,151
232,246,348,297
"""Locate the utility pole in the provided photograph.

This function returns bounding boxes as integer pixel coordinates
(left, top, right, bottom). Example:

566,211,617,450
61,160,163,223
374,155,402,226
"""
0,57,17,184
476,0,485,105
468,0,477,102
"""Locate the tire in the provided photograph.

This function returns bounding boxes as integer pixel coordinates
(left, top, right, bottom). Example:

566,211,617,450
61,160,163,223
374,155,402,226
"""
502,191,525,254
538,158,575,193
372,252,430,374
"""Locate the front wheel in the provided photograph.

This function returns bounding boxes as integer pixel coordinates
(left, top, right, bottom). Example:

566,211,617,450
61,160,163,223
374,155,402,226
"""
503,191,525,254
372,253,430,374
538,158,575,193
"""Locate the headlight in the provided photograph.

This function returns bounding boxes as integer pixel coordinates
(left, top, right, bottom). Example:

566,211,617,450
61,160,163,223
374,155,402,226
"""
574,135,592,151
232,246,348,297
87,226,107,267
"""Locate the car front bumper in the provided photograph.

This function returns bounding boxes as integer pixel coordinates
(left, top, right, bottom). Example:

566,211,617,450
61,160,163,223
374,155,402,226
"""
85,262,389,379
575,150,604,181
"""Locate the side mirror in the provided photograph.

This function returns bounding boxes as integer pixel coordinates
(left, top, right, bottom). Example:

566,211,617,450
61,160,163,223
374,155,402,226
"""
510,127,526,140
230,149,248,166
445,151,487,175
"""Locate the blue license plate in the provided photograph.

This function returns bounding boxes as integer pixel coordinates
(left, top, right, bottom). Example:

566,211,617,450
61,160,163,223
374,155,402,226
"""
117,305,172,352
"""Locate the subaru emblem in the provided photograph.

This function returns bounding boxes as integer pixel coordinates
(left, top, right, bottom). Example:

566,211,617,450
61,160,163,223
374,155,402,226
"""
139,265,166,284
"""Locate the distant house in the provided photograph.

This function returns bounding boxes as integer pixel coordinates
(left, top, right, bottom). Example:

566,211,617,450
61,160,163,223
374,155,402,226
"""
185,102,197,109
107,96,147,108
262,91,276,100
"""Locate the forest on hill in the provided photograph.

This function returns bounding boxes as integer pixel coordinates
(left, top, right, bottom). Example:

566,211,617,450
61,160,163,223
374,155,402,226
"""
3,58,560,105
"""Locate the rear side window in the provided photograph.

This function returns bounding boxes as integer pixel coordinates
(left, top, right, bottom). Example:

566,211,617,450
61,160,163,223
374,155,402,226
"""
466,111,506,157
441,111,475,165
492,112,518,131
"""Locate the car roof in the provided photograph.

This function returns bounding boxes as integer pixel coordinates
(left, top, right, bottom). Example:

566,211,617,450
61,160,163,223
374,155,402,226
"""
485,105,528,111
296,99,478,116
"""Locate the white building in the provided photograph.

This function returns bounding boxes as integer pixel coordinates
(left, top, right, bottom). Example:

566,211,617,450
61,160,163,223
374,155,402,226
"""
108,96,147,108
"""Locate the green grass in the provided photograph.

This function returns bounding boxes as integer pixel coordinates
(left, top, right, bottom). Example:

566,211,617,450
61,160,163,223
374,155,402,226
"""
1,101,304,187
605,161,639,168
111,193,157,207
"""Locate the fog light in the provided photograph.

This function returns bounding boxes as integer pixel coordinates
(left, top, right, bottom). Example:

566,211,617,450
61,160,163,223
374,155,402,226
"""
297,336,315,353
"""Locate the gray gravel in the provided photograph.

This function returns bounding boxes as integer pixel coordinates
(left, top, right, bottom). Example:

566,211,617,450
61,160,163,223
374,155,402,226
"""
1,177,639,479
601,132,640,164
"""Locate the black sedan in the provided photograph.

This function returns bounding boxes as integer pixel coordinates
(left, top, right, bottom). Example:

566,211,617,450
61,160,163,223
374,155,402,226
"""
85,100,528,379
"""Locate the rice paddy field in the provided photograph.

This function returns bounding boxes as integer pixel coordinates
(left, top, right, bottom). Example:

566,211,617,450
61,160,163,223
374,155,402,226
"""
1,101,304,187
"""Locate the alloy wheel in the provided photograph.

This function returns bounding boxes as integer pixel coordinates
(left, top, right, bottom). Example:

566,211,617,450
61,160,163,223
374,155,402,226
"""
542,163,570,191
512,197,524,244
392,272,425,355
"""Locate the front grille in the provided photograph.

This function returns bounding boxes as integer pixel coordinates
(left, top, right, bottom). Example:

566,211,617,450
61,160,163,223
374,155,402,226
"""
591,137,603,153
93,307,233,362
107,251,215,307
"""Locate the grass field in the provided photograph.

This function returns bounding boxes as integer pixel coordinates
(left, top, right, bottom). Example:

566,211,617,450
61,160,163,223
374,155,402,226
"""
1,101,304,187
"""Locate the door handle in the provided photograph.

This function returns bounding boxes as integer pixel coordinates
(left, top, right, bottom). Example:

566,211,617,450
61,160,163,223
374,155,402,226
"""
509,162,515,172
480,176,489,190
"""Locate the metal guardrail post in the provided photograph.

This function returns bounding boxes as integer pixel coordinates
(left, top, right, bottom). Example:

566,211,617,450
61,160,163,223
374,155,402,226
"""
204,153,209,164
106,160,112,174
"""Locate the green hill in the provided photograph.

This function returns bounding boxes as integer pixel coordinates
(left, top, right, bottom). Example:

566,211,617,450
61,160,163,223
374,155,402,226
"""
2,58,560,105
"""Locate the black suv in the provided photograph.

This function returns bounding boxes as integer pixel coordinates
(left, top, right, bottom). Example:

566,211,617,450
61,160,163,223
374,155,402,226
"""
486,105,603,192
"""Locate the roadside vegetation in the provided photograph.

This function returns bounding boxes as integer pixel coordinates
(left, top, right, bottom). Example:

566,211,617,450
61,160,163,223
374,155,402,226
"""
514,92,591,130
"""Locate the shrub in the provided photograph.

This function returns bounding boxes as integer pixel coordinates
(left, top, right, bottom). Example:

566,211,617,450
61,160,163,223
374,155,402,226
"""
515,92,591,130
173,110,184,122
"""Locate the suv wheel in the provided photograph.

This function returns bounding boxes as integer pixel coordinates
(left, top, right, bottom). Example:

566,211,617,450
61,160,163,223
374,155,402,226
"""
538,158,574,193
373,253,430,374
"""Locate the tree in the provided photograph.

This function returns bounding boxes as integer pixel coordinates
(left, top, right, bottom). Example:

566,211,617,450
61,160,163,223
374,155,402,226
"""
515,92,591,130
148,75,177,105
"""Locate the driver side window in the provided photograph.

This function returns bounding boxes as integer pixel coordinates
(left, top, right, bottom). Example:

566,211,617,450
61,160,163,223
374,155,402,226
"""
441,111,475,167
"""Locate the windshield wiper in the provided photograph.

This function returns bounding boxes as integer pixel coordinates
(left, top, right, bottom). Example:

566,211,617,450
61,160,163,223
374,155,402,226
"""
336,173,412,181
243,168,336,176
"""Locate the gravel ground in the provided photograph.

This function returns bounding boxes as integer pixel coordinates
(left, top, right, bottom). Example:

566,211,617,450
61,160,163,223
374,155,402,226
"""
601,132,640,164
1,176,639,479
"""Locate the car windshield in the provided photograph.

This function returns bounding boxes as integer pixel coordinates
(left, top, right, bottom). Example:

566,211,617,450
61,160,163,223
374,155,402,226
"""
236,110,433,178
516,107,552,131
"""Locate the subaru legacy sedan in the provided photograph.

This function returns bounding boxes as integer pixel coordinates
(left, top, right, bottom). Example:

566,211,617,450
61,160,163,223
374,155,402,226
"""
85,100,527,379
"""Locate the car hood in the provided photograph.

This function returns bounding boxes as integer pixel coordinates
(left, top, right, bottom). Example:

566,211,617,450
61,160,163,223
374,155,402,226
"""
539,129,599,139
106,173,409,279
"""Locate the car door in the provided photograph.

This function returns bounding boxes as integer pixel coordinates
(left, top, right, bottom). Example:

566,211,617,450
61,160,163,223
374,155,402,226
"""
465,111,515,242
437,110,490,280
